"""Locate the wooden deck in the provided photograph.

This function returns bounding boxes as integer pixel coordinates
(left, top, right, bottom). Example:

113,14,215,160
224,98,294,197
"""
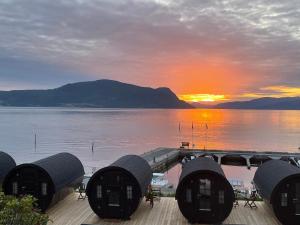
47,193,281,225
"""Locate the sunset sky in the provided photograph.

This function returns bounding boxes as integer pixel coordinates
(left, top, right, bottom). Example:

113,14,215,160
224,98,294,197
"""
1,0,300,103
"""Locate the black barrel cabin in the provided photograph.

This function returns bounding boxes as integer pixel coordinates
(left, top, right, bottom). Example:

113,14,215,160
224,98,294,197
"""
2,152,84,211
86,155,152,220
254,159,300,225
0,151,16,184
176,157,234,224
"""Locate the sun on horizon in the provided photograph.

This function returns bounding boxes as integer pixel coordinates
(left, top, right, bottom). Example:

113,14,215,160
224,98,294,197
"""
178,94,228,103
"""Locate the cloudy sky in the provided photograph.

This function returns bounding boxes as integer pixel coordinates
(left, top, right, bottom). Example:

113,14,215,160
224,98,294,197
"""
1,0,300,102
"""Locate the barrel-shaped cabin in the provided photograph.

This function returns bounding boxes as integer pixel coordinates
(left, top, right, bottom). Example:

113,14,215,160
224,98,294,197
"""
0,152,16,184
176,157,234,224
254,160,300,225
86,155,152,220
3,153,84,212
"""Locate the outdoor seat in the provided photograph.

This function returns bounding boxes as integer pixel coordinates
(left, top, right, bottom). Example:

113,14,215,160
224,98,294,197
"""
77,183,87,200
145,193,154,208
233,189,239,207
244,190,258,209
145,186,162,208
152,187,162,202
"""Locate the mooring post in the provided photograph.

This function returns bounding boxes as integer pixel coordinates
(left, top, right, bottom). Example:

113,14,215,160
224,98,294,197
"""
218,155,222,165
246,158,251,170
34,133,37,152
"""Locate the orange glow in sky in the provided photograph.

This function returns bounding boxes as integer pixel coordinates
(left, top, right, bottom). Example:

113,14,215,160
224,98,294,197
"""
163,57,257,99
164,58,300,103
179,94,227,103
240,85,300,99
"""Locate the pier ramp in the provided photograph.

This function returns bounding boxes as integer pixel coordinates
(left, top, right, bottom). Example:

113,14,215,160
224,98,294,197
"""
141,148,180,172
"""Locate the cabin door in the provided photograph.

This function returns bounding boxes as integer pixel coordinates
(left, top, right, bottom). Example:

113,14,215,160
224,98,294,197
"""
293,183,300,216
18,168,39,196
196,178,212,212
104,186,123,217
103,174,126,218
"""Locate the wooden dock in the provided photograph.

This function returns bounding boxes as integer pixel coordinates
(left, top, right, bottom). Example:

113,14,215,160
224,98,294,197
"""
141,147,300,172
180,148,300,169
47,193,281,225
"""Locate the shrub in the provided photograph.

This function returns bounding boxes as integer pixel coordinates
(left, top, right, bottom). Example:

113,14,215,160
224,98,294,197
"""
0,192,50,225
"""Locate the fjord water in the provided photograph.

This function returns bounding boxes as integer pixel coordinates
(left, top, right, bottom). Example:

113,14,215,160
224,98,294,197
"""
1,107,299,187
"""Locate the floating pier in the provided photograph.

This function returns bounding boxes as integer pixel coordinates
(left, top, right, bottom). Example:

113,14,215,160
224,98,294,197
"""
141,147,300,172
181,148,300,169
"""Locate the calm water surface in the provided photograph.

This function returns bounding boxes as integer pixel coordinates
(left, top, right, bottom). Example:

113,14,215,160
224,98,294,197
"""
0,107,299,187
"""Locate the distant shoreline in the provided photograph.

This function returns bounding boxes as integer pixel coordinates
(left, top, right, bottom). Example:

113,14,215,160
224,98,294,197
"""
0,106,299,110
1,79,299,110
192,96,300,110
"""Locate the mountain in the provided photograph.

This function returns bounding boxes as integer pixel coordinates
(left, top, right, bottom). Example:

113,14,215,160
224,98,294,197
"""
0,80,193,108
215,97,300,110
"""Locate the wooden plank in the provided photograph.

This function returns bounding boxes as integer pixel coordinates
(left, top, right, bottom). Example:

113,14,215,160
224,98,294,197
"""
47,193,282,225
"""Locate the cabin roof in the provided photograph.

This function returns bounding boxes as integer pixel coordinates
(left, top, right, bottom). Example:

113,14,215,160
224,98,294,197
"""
176,157,231,199
179,157,225,183
4,153,84,191
254,159,300,201
110,155,152,195
89,155,152,196
0,151,16,182
33,153,85,191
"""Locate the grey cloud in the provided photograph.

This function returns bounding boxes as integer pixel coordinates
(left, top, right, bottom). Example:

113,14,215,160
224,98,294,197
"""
0,0,299,91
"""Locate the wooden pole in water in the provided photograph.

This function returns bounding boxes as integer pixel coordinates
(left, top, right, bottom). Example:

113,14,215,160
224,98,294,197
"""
192,122,194,149
204,123,208,150
179,122,181,147
92,142,94,153
34,133,37,152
